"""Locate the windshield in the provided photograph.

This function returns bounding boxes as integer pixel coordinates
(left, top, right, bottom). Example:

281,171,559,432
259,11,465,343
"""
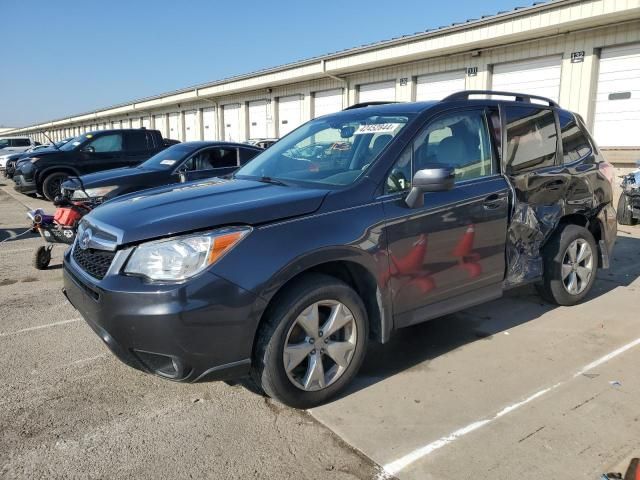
0,139,9,148
235,111,413,186
59,135,85,151
139,144,194,170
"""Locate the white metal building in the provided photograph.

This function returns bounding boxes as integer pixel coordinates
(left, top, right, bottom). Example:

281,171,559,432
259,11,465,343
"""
6,0,640,163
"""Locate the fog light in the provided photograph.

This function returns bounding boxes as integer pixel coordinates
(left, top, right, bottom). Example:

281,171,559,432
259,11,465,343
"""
134,350,185,379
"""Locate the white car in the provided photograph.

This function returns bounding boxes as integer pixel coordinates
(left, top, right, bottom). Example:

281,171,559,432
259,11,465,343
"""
0,137,35,154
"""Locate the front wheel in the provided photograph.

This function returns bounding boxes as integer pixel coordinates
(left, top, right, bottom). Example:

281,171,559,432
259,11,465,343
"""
536,224,597,306
42,172,68,201
252,273,368,409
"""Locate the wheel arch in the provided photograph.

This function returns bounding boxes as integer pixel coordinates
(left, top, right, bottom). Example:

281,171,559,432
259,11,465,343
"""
554,211,608,268
35,166,80,186
255,248,392,346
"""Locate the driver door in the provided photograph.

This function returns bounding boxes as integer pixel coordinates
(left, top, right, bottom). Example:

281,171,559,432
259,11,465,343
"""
381,108,510,328
80,133,127,173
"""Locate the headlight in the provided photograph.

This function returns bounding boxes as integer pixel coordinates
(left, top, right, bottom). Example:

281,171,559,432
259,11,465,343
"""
123,227,251,281
72,185,118,199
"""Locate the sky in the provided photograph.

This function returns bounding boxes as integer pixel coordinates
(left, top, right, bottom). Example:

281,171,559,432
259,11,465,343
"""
0,0,527,127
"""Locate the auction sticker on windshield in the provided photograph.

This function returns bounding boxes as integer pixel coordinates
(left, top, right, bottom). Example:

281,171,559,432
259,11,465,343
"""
160,160,176,166
354,123,402,134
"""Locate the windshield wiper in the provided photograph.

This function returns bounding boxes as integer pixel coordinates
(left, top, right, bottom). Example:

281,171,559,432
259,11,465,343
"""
255,176,288,186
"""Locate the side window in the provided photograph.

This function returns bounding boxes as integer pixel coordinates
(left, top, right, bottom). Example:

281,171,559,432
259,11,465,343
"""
505,106,557,174
413,109,494,182
12,139,31,147
125,131,150,151
210,148,239,168
86,133,123,153
184,148,238,171
558,111,592,163
239,148,260,165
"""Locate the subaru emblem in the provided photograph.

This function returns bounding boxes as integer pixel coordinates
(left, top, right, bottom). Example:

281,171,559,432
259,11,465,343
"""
79,228,93,250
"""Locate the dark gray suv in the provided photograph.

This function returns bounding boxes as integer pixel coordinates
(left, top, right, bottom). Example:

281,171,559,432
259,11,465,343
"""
63,91,617,408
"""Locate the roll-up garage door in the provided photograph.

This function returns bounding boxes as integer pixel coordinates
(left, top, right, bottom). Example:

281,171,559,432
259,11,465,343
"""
202,107,217,140
168,113,181,141
492,56,561,103
278,95,302,137
249,100,268,139
313,89,343,118
142,117,151,129
358,81,396,103
184,110,198,141
223,104,241,142
131,118,141,129
594,43,640,147
122,119,130,129
416,71,466,101
154,115,167,138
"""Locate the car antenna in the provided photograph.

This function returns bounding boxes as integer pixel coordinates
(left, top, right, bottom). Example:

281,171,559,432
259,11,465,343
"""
40,131,61,151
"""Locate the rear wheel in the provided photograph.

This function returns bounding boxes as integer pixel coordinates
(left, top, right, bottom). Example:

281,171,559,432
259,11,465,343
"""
617,193,637,225
42,172,68,201
536,224,597,306
252,273,368,409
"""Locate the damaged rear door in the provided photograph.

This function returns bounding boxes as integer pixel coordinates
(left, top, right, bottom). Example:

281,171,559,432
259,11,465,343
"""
502,105,567,287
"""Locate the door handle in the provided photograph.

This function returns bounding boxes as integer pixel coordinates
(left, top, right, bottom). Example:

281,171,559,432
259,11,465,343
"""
483,193,505,210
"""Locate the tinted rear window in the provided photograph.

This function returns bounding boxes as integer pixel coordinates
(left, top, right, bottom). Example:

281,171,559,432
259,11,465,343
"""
505,106,557,174
558,111,592,163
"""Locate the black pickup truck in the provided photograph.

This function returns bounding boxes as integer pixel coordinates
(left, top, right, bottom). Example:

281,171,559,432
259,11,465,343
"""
13,129,172,200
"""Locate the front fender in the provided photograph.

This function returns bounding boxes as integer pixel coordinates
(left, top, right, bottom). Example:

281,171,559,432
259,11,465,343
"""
212,201,394,341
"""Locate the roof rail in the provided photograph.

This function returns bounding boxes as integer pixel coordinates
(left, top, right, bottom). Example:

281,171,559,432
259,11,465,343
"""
442,90,559,107
343,101,398,110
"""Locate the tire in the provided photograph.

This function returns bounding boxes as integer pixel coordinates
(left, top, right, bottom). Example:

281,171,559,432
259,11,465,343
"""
42,172,68,201
33,246,52,270
617,193,637,225
536,224,598,306
251,273,368,409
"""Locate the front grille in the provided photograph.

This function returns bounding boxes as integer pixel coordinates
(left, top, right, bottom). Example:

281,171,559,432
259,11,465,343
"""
72,246,115,280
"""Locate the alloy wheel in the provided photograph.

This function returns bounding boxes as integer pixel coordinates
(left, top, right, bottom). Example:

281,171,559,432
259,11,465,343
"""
561,238,593,295
283,300,358,392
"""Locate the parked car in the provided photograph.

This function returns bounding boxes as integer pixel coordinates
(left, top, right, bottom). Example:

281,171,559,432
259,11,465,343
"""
12,129,167,200
616,162,640,225
3,137,75,178
246,138,278,149
62,91,617,408
60,141,263,203
1,143,62,173
0,137,35,153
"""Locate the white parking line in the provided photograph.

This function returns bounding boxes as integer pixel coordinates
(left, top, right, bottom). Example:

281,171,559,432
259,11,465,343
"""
381,337,640,477
0,318,82,338
0,247,36,254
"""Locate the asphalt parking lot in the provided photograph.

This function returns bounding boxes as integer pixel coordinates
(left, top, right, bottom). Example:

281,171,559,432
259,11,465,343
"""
1,179,639,480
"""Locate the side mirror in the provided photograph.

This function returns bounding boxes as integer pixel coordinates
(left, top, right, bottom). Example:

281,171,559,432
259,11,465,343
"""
178,171,188,183
405,165,455,209
82,146,95,153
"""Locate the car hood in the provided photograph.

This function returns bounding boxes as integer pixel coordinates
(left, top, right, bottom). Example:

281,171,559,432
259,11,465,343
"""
18,149,65,163
85,178,329,245
62,167,160,190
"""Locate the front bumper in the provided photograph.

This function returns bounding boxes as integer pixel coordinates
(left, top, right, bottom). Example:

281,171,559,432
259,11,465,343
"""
62,247,266,382
13,174,37,194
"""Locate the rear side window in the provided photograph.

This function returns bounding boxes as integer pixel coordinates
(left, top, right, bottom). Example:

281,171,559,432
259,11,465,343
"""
11,139,31,147
184,147,238,171
558,111,592,163
125,131,152,151
505,106,557,174
239,148,260,165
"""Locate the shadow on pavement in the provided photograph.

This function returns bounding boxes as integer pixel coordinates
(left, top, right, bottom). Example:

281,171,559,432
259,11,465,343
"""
0,227,38,243
339,232,640,398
